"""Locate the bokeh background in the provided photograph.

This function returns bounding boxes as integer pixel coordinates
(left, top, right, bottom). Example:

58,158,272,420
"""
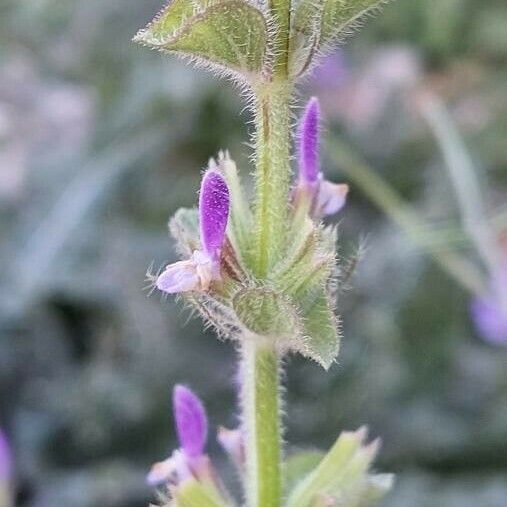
1,0,506,505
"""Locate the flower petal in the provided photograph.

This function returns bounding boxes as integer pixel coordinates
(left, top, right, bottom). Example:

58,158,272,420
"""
173,385,208,458
156,259,201,293
199,170,230,260
316,181,349,216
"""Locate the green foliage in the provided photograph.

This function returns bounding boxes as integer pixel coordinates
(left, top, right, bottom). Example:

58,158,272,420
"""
134,0,270,79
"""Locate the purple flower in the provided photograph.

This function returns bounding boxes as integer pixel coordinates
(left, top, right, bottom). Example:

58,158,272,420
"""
296,97,349,217
470,263,507,345
0,429,11,483
156,168,230,294
298,97,321,186
147,386,211,487
173,385,208,459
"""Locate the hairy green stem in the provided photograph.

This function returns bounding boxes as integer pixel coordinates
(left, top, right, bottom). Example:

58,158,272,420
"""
252,84,292,277
242,341,282,507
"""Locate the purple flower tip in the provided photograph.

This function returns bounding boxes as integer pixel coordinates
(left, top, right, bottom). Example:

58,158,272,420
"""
470,296,507,346
173,385,208,459
199,170,230,260
298,97,321,185
0,429,11,482
470,263,507,345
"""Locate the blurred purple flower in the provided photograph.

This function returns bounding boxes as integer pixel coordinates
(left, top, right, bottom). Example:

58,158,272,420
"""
173,385,208,459
156,169,230,294
311,50,349,91
470,264,507,345
147,385,211,487
296,97,349,217
0,429,11,483
310,46,421,132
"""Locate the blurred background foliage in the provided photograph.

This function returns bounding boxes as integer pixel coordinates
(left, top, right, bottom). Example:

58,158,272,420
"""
0,0,506,505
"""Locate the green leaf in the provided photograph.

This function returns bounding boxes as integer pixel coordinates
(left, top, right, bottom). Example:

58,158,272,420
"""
289,0,391,76
134,0,269,78
299,286,340,370
285,428,379,507
321,0,390,46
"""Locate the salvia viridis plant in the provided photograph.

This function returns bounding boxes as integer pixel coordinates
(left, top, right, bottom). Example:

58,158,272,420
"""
134,1,395,506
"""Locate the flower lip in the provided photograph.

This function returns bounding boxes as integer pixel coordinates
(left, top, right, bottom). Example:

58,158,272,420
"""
199,170,230,260
173,385,208,459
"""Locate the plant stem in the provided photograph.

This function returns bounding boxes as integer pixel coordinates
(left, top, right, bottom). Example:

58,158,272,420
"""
241,340,282,507
252,84,292,277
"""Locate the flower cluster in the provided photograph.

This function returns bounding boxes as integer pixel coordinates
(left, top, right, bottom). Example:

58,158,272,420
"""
153,99,347,369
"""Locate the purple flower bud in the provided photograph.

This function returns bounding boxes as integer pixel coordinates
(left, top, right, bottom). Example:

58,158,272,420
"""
156,169,230,295
298,97,321,186
173,385,208,459
199,170,230,261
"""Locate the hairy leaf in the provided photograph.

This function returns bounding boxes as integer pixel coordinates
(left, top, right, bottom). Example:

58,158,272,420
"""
134,0,269,78
289,0,391,76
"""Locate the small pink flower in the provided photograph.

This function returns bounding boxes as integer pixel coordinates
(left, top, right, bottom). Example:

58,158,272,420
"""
296,97,348,218
156,169,230,294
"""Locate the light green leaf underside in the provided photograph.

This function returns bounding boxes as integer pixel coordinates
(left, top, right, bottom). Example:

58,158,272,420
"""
135,1,268,75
